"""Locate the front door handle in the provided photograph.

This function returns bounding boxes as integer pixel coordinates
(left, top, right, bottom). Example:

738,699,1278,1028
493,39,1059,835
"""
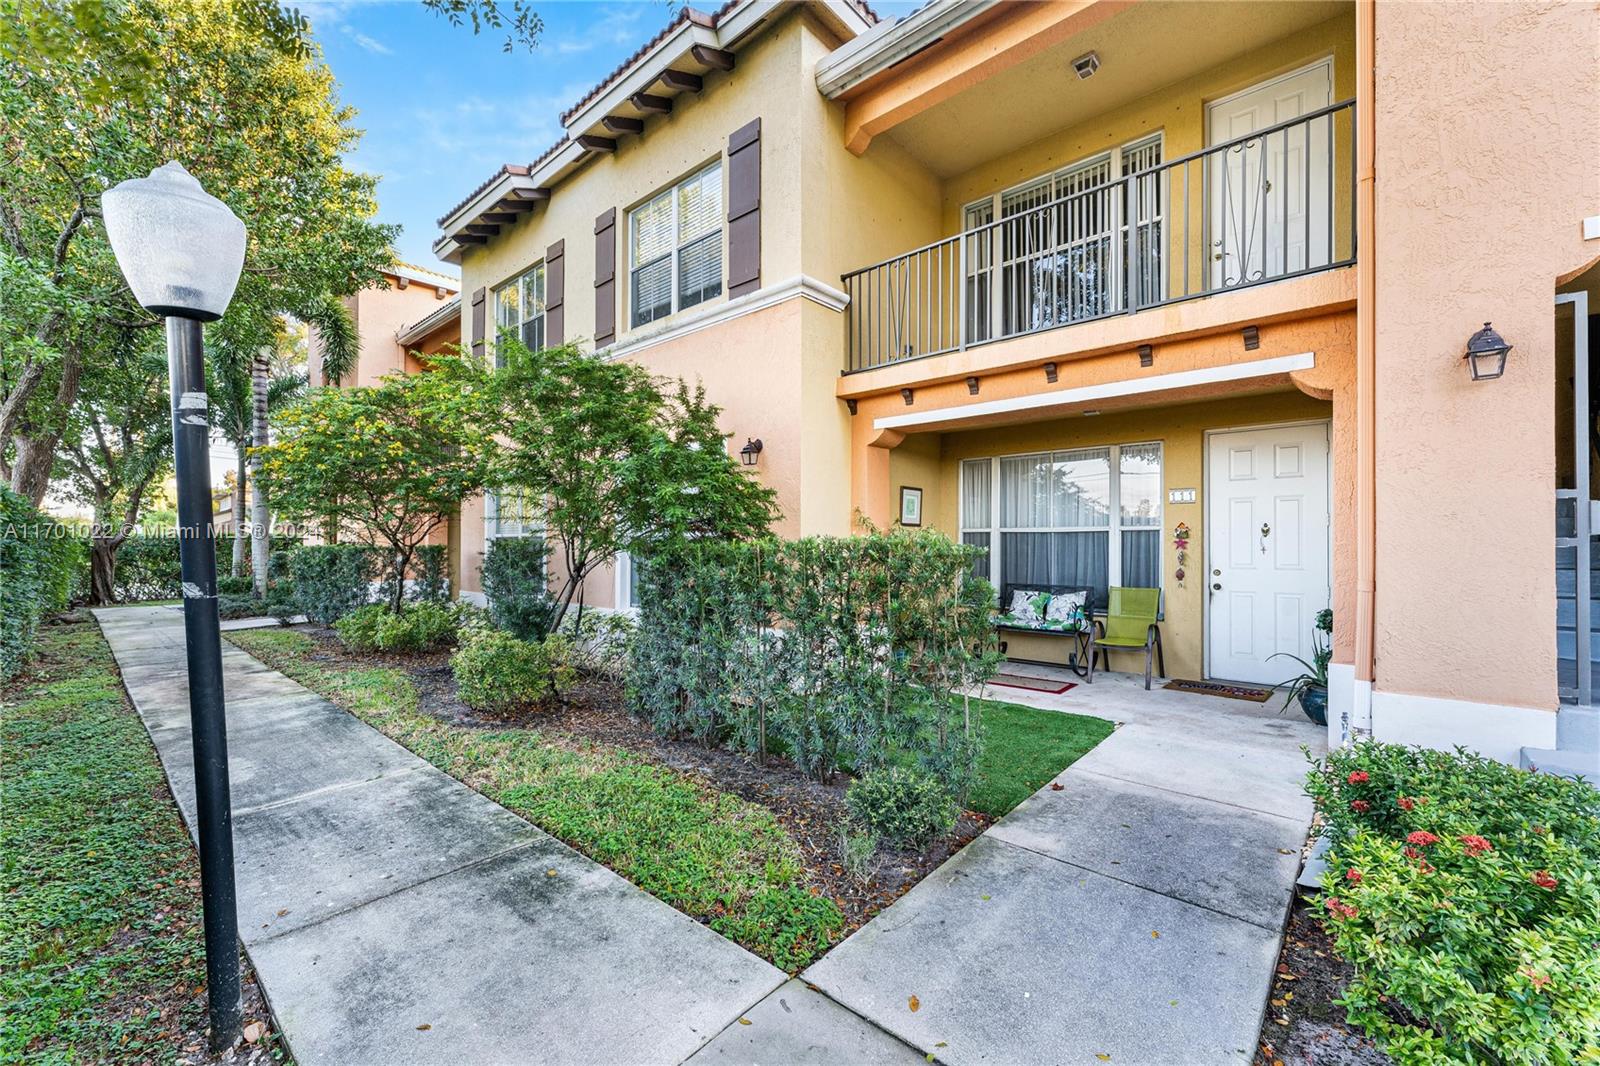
1212,582,1222,591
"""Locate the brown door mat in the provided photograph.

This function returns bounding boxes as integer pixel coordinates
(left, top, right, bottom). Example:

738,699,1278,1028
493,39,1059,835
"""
988,673,1076,695
1162,679,1275,702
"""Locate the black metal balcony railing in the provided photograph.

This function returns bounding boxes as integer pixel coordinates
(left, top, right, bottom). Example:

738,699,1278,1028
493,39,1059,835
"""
842,99,1356,373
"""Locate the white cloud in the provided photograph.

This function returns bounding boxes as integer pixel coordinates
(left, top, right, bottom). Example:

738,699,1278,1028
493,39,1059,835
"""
343,27,395,56
547,4,651,57
409,84,591,163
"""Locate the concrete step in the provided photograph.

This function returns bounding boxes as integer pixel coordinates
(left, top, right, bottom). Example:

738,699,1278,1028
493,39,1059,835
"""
1519,747,1599,786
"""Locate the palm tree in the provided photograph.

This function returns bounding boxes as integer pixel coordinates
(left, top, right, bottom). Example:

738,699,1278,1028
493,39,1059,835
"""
207,355,303,578
210,293,356,594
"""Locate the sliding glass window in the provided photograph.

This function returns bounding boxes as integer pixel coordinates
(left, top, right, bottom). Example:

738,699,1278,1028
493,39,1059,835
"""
960,442,1162,608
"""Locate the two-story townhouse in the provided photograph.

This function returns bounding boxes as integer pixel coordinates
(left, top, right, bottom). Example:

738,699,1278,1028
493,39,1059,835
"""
306,262,466,589
433,0,1599,772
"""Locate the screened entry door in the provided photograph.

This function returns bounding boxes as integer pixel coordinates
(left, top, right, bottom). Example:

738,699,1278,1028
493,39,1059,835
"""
1206,61,1332,290
1206,423,1330,685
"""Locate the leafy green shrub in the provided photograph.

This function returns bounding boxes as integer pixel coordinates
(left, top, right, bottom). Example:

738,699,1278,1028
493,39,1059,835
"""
630,530,997,796
450,631,574,714
482,536,558,640
265,581,299,625
411,544,449,603
0,488,80,679
288,544,378,624
216,576,254,596
334,602,459,653
216,593,265,620
1308,742,1600,1064
845,766,957,847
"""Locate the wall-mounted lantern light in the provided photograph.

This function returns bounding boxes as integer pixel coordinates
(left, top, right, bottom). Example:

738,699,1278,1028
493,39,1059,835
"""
740,437,764,466
1464,322,1512,381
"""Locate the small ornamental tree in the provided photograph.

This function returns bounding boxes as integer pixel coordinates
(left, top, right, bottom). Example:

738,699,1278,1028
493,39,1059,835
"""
480,340,777,632
255,360,488,613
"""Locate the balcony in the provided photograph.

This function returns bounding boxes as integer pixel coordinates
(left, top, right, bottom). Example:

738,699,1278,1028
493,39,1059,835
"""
841,101,1356,374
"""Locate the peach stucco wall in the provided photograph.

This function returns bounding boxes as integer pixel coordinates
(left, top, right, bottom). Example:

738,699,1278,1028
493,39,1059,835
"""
1370,1,1600,712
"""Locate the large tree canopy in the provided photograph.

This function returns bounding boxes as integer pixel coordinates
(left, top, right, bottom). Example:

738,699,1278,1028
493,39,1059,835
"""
0,0,397,504
472,340,780,630
254,360,491,613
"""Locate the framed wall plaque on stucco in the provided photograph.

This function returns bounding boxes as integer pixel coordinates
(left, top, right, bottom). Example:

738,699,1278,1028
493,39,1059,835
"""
899,486,923,527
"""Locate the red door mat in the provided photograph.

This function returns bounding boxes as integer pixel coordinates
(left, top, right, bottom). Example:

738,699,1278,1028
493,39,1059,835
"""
988,673,1076,695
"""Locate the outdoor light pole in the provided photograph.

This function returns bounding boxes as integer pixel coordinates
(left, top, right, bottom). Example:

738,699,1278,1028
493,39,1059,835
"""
102,162,248,1054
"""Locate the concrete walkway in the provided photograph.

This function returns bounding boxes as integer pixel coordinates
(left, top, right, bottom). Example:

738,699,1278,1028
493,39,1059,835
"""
100,604,1320,1065
798,667,1324,1066
94,606,787,1065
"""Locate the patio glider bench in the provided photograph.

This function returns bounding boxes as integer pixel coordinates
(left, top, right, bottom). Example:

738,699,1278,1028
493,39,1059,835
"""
994,584,1096,678
1086,586,1167,690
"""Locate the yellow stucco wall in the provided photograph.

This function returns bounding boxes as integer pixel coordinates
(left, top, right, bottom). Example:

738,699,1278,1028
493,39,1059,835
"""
937,12,1356,249
909,389,1332,679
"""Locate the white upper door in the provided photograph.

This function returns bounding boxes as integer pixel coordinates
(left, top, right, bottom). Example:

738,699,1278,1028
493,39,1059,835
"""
1206,422,1331,685
1207,60,1333,289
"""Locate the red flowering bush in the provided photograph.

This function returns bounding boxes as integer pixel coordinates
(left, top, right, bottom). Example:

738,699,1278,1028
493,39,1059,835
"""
1307,742,1600,1063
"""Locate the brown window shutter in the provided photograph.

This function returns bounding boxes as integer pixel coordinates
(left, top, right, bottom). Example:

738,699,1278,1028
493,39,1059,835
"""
726,118,761,298
469,287,486,357
545,240,565,346
594,208,617,346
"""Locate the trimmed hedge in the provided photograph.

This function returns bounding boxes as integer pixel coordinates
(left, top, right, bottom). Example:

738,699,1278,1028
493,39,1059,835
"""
451,630,574,714
334,602,459,653
287,544,380,624
846,766,956,847
482,536,557,640
0,489,82,679
1309,742,1600,1063
629,529,998,799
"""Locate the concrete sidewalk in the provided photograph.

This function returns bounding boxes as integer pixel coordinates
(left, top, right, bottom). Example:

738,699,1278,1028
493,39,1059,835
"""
94,606,789,1065
801,668,1322,1066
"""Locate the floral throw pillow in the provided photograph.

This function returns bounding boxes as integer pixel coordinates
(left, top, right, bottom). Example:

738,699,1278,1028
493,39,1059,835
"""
1046,590,1086,625
1009,589,1044,623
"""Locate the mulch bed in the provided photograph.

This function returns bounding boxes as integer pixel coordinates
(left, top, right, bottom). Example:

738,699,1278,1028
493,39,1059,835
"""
1256,891,1392,1066
292,625,991,939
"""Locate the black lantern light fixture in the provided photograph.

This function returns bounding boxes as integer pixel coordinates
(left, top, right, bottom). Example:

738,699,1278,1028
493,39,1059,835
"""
1464,322,1512,381
740,437,764,466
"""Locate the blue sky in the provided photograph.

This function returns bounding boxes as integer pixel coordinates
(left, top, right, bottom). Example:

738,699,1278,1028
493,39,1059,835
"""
301,1,921,275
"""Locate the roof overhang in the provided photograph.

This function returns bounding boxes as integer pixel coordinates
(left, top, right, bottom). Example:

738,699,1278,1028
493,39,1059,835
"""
396,296,462,347
435,0,875,265
389,263,460,293
815,0,997,99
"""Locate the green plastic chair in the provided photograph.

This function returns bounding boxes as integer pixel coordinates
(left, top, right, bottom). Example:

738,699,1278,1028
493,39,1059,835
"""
1086,587,1166,690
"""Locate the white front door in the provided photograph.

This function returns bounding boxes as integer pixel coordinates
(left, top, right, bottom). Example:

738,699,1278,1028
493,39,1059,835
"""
1206,422,1331,685
1207,60,1333,290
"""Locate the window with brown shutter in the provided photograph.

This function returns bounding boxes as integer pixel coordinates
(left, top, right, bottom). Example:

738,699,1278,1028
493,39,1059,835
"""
726,118,760,298
469,287,486,357
594,208,617,346
545,240,565,346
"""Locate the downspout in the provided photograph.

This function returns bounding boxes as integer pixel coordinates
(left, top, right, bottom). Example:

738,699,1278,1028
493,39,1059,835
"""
1350,0,1378,743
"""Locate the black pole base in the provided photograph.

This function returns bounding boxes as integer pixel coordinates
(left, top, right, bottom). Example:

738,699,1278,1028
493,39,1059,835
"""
167,316,243,1054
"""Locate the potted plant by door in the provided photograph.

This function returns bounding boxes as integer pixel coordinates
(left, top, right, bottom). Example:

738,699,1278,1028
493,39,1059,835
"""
1271,609,1332,725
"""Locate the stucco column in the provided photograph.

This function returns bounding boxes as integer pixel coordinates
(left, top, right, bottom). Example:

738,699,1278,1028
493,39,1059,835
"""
850,402,904,531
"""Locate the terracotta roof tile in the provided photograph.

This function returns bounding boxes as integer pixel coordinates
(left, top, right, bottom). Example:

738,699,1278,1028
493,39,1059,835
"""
557,6,718,126
435,164,530,228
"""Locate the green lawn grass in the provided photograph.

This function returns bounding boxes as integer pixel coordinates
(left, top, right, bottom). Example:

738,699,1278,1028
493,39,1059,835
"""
226,628,841,972
967,696,1115,817
0,622,284,1062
